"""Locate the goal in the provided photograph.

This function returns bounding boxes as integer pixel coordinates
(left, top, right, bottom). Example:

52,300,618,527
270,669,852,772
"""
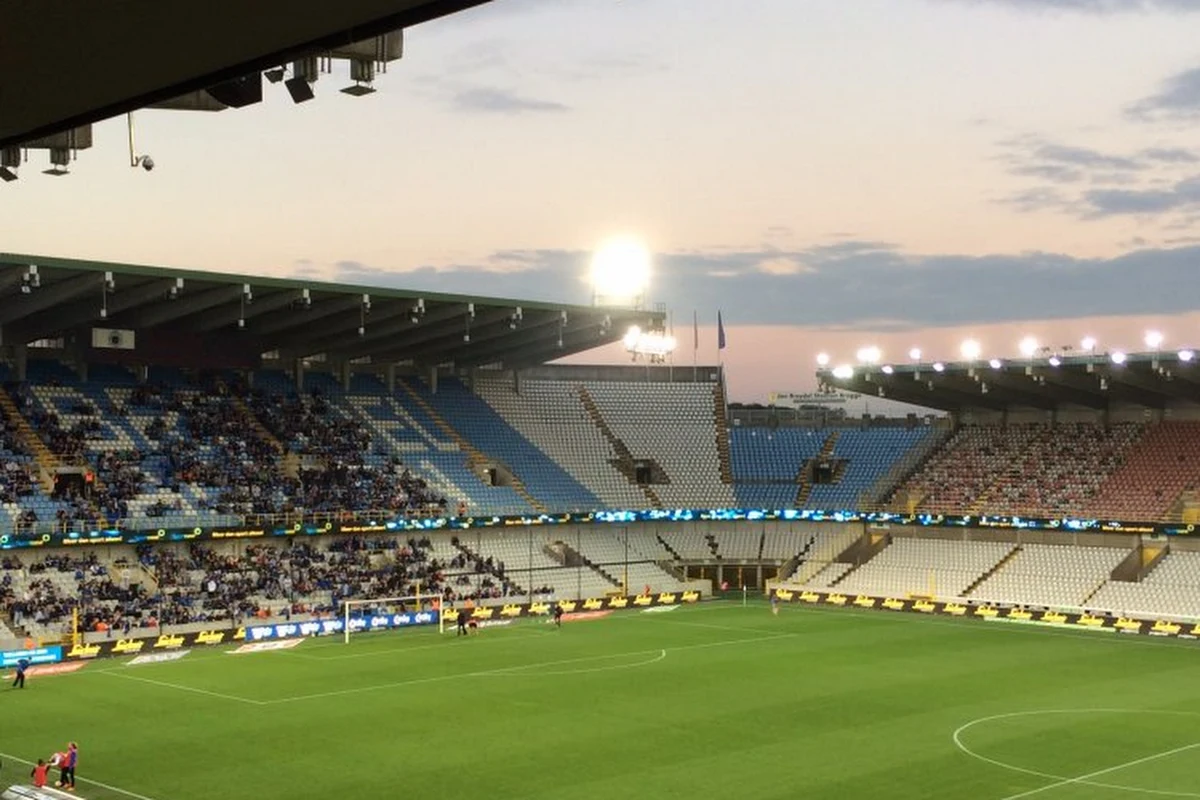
341,593,444,644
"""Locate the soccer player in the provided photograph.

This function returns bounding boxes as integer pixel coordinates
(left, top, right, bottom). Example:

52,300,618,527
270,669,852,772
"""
31,759,49,788
456,609,468,637
770,593,780,616
552,604,564,628
61,742,78,791
11,657,29,689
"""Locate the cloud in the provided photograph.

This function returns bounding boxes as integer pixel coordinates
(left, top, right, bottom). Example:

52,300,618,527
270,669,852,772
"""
1128,66,1200,122
310,241,1200,330
1081,174,1200,217
951,0,1200,12
1142,147,1200,163
756,257,812,276
450,87,569,115
998,136,1144,186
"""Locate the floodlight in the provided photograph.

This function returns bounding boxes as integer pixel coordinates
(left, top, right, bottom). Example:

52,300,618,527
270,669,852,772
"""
908,348,922,362
831,365,854,380
932,362,945,372
0,167,15,183
264,67,286,84
1048,356,1061,367
881,365,894,375
1110,351,1127,365
960,339,982,361
0,146,18,182
1019,336,1039,358
1080,336,1097,353
989,358,1003,369
591,239,651,305
623,325,642,349
1144,330,1164,349
1179,349,1195,363
285,76,315,104
856,346,882,365
816,352,830,367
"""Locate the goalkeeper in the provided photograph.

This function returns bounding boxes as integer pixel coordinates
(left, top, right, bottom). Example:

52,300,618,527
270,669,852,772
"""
456,609,469,637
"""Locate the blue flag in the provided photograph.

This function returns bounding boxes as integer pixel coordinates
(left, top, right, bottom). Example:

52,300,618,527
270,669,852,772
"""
717,311,726,350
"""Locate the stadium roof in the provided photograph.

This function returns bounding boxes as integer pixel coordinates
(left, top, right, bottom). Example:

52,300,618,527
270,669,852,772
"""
818,351,1200,412
0,0,493,149
0,253,661,371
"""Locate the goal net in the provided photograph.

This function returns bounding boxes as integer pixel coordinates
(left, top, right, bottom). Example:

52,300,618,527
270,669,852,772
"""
341,594,443,644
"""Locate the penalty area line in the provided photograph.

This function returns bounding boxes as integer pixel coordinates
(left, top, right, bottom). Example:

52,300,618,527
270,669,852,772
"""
96,670,264,705
0,751,162,800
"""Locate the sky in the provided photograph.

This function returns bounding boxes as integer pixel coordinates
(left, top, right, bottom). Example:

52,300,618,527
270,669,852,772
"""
3,0,1200,403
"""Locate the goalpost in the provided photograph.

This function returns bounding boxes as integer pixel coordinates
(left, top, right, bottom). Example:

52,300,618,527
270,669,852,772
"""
341,591,444,644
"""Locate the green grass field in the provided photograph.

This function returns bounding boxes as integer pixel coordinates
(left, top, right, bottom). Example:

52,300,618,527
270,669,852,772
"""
4,600,1200,800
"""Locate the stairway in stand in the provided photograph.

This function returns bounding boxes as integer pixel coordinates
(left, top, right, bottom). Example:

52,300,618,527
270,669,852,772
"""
401,382,546,514
712,382,734,485
0,386,60,491
795,431,840,507
576,386,662,509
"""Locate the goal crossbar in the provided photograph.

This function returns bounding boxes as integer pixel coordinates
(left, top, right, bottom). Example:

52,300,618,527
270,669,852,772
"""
341,593,442,644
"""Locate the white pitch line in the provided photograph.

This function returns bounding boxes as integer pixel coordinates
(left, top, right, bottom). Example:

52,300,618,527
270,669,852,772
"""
98,670,264,705
953,709,1200,799
0,751,162,800
265,631,795,705
998,741,1200,800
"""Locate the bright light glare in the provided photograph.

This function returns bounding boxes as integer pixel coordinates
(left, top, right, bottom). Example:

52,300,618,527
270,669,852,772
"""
590,238,651,303
1144,330,1164,349
1111,351,1127,365
856,345,882,364
881,365,895,375
1081,336,1097,352
960,339,982,360
908,347,922,361
816,352,831,367
932,362,945,372
1019,336,1039,358
831,364,854,380
622,325,676,358
989,358,1003,369
1179,349,1195,363
1048,356,1062,367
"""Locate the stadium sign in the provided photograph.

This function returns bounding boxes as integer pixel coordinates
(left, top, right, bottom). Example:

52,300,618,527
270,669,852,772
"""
771,588,1200,643
2,508,1194,553
0,645,62,668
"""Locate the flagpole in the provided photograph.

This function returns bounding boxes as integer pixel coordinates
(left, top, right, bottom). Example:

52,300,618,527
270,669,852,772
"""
692,309,698,383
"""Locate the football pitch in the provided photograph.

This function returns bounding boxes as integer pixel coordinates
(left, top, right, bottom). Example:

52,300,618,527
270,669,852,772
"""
4,600,1200,800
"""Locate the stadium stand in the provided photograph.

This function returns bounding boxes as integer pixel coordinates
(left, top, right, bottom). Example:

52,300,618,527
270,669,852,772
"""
968,543,1130,608
472,375,640,510
831,537,1014,598
1089,550,1200,619
580,379,733,509
1086,421,1200,522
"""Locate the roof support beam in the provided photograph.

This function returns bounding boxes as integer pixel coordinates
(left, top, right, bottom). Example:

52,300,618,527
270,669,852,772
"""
9,278,180,343
300,302,471,360
439,315,590,367
187,289,305,333
123,284,244,329
349,307,528,364
252,295,364,337
0,272,101,325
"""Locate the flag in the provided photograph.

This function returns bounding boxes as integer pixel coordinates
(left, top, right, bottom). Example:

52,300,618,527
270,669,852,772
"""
693,310,699,352
717,311,726,350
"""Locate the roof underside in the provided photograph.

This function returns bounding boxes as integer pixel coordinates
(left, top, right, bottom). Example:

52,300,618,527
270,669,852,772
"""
820,354,1200,412
0,0,492,149
0,254,659,371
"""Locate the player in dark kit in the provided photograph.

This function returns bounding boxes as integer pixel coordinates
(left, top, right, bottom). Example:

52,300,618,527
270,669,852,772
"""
60,742,77,791
553,604,564,628
456,610,469,637
11,657,29,689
